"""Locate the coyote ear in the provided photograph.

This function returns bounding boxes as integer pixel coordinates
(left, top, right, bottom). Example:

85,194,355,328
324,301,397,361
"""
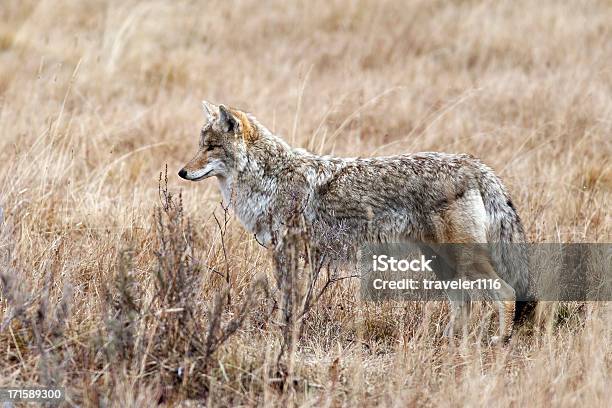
218,104,238,133
202,100,216,123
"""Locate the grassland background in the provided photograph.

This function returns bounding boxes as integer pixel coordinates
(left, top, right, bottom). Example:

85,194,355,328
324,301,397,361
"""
0,0,610,406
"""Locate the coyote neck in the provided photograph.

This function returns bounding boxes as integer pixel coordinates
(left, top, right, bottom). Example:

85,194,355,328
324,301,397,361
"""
226,134,298,242
224,120,342,244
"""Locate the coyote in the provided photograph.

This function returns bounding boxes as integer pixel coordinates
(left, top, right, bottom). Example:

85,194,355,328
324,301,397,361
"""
179,101,534,342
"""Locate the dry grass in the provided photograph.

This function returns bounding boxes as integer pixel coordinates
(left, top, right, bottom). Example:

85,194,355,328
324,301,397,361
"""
0,0,611,406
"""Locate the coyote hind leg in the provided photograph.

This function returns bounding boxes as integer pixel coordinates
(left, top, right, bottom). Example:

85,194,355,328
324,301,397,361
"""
444,298,472,338
433,189,516,342
469,253,516,344
419,245,472,339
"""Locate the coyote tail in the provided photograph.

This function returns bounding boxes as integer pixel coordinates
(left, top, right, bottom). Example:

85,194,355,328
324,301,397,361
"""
478,169,537,324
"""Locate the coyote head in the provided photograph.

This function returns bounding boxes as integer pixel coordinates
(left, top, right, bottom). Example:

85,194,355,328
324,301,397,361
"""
178,101,255,182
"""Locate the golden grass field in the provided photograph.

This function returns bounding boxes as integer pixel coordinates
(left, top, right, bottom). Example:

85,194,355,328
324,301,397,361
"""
0,0,611,406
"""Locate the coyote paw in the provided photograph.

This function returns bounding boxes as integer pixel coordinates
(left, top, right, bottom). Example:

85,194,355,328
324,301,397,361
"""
443,321,454,338
443,319,468,339
489,335,511,346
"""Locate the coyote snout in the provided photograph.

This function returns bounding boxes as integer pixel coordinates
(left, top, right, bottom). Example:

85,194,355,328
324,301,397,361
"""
177,154,215,181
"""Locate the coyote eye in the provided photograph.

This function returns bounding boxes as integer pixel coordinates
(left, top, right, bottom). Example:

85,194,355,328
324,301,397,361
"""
205,145,220,152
